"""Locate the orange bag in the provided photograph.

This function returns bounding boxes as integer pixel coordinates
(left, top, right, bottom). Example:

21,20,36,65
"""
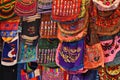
84,43,104,69
57,12,88,42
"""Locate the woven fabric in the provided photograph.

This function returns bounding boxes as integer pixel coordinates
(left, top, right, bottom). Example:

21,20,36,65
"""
1,34,19,66
20,63,42,80
18,39,38,63
42,67,65,80
57,12,88,42
98,64,120,80
0,0,16,21
37,0,52,13
90,4,120,36
21,19,40,46
14,0,37,16
0,16,20,42
68,69,98,80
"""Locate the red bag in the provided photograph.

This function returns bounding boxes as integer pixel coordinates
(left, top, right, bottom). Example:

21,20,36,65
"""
52,0,82,22
14,0,37,16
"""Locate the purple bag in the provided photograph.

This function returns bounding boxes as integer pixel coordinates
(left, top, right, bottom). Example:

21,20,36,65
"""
37,0,52,13
56,39,85,73
68,69,99,80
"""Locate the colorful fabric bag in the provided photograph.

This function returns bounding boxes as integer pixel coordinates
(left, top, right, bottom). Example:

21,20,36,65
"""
98,64,120,80
14,0,37,16
57,12,88,42
21,19,40,46
68,69,99,80
51,0,82,22
105,51,120,67
20,62,42,80
0,0,16,21
84,43,104,69
56,39,85,73
0,16,20,42
40,13,57,38
1,34,19,66
100,34,120,63
37,0,52,13
42,67,66,80
18,39,38,63
90,4,120,36
93,0,120,11
37,38,59,68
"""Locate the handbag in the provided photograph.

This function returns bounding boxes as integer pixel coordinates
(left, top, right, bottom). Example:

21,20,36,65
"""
51,0,82,22
56,39,85,72
0,16,20,42
14,0,37,16
37,38,59,68
0,0,16,21
37,0,52,13
40,13,57,38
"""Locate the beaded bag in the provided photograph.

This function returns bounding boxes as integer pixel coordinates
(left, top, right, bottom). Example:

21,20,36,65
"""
51,0,82,22
40,13,57,38
37,38,59,68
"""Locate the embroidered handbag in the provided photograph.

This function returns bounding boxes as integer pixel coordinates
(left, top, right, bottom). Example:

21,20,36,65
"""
51,0,82,22
105,51,120,67
18,39,38,63
68,69,99,80
100,33,120,63
1,34,19,66
42,67,66,80
56,39,85,72
0,0,16,21
14,0,37,16
37,0,52,13
90,4,120,36
21,19,40,46
93,0,120,11
37,38,59,68
0,16,20,42
57,11,88,35
84,43,104,69
40,13,57,38
57,12,88,42
98,64,120,80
